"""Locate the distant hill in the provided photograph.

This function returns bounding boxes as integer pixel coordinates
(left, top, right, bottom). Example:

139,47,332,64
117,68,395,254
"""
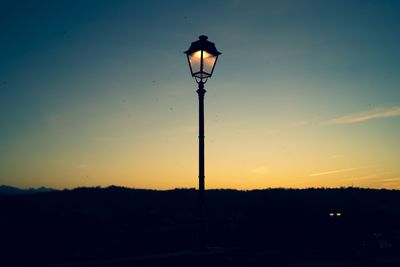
0,185,57,195
1,186,400,266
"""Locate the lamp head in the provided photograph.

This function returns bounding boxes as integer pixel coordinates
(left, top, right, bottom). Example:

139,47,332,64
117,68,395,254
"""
184,35,221,82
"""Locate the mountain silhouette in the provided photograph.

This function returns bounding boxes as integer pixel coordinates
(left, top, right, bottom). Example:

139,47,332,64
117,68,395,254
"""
0,185,57,195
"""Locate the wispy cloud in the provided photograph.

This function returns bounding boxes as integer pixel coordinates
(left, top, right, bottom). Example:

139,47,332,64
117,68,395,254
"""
77,164,89,170
325,106,400,125
338,171,398,182
381,178,400,187
250,166,269,176
310,166,369,177
382,177,400,182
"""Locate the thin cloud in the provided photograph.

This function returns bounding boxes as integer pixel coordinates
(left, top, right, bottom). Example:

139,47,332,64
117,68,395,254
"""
310,166,369,177
338,171,398,182
289,120,311,127
381,178,400,187
250,166,269,176
382,177,400,182
77,164,89,169
325,106,400,125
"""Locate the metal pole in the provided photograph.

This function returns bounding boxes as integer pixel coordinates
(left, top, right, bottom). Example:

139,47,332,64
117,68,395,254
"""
196,80,206,250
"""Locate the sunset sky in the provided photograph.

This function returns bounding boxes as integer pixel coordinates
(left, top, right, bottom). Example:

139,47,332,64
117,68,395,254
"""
1,0,399,190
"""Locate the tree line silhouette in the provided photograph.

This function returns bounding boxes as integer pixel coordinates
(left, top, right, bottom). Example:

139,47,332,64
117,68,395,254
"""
1,186,400,265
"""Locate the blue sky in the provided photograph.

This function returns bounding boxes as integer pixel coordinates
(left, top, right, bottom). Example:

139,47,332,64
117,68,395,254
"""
1,0,400,189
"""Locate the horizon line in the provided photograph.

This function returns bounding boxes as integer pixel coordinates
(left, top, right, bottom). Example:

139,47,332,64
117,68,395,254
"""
1,184,400,192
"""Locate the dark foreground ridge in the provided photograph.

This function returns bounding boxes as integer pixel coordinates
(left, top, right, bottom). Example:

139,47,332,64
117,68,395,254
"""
1,186,400,266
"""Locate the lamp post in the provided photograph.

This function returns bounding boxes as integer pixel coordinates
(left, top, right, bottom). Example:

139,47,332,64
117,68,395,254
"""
184,35,221,250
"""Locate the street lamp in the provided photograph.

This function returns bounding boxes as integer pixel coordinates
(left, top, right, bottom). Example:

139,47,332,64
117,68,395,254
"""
184,35,221,250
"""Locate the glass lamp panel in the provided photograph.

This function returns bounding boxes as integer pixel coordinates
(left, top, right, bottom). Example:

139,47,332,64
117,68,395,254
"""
202,51,217,76
188,50,202,75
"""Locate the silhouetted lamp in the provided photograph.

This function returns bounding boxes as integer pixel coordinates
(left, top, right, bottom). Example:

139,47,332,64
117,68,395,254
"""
185,35,221,81
184,35,221,251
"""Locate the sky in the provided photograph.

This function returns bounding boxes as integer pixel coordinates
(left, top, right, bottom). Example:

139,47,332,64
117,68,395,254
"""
0,0,399,190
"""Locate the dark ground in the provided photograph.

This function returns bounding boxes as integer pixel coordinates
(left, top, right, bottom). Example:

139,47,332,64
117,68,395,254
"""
1,186,400,266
